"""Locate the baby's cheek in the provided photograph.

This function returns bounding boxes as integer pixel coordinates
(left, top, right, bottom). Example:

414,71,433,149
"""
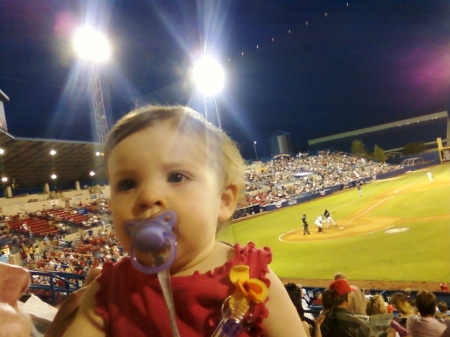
115,232,132,253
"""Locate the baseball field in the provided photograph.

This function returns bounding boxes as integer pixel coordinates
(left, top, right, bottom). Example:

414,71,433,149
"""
217,162,450,290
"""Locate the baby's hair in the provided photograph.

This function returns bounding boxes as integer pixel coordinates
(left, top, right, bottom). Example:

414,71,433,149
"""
105,105,245,197
104,105,245,200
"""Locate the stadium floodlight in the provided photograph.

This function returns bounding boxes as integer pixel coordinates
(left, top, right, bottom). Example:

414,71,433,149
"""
73,26,110,143
1,177,7,182
73,27,111,63
0,148,4,155
51,174,57,180
193,57,225,128
95,151,101,156
50,149,56,156
193,57,225,97
89,171,95,176
254,141,258,159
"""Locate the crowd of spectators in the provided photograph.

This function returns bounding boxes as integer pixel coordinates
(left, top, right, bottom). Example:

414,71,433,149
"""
242,151,402,208
0,151,446,337
0,199,111,254
292,273,450,337
20,228,124,306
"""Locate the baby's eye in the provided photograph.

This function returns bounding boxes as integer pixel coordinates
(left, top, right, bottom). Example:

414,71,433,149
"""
167,173,186,183
116,179,136,191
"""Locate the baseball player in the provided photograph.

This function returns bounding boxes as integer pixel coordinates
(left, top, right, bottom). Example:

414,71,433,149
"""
324,209,337,228
427,171,433,182
314,215,323,233
357,183,362,197
302,214,311,235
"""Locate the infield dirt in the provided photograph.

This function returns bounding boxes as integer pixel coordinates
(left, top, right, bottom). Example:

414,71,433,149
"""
278,177,449,291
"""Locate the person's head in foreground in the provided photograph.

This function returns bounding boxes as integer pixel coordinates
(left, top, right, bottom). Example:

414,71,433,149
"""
366,294,388,315
104,105,245,273
328,279,352,308
348,285,368,315
415,291,437,317
438,301,448,314
391,292,415,317
0,262,32,337
334,272,346,280
319,279,373,337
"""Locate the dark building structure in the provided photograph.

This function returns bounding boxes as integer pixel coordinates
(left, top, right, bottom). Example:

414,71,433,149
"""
268,130,293,157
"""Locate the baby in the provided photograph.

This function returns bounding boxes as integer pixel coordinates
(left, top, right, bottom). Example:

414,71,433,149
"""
62,106,306,336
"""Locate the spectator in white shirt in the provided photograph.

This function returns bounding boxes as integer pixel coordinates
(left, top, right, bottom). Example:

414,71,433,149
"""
407,291,450,337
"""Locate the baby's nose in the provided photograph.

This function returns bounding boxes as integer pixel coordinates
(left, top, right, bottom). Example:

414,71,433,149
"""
0,263,30,306
136,187,165,216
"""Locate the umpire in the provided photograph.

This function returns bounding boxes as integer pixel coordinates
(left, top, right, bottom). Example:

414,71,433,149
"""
302,214,311,235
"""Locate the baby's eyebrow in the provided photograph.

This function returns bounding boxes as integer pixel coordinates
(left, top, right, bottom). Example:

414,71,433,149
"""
109,168,137,177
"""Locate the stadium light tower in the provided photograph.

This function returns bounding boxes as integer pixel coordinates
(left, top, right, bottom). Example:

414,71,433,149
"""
193,57,225,128
73,27,111,143
254,141,258,159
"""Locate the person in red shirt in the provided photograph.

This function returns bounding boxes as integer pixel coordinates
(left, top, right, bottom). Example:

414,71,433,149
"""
312,291,323,306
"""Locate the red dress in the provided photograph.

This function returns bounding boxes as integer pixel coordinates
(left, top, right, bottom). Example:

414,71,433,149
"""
95,243,271,337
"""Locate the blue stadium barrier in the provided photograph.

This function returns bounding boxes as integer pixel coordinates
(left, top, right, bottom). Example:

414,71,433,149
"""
28,271,86,305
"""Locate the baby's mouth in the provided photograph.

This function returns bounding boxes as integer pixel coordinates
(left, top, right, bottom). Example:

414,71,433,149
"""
124,210,178,274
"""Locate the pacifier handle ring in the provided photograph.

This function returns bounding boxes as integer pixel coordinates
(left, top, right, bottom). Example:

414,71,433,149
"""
130,235,177,274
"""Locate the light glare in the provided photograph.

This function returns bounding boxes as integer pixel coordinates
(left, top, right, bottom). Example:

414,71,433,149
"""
74,27,111,63
193,57,225,96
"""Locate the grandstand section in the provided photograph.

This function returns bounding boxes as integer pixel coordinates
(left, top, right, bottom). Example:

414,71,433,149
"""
0,128,107,197
308,111,450,153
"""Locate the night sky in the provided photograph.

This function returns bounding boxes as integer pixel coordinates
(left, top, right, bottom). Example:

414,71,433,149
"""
1,0,449,159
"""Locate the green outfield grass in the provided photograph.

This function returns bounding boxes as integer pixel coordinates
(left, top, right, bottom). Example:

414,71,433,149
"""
217,163,450,282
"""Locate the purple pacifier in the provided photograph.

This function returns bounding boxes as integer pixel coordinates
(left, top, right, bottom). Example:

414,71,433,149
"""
124,210,178,274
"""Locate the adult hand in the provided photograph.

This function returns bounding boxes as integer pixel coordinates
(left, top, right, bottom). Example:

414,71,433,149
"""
386,327,397,337
0,262,33,337
44,268,101,337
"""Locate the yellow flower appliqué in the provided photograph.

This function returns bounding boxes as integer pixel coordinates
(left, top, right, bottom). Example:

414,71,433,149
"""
229,265,268,304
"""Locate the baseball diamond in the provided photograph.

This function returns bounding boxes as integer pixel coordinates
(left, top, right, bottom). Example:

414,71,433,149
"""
218,162,450,291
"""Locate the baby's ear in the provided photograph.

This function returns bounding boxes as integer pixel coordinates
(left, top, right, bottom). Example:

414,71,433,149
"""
218,184,238,221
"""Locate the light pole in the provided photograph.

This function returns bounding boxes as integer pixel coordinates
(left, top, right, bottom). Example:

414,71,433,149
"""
254,141,258,160
73,27,111,142
192,57,225,128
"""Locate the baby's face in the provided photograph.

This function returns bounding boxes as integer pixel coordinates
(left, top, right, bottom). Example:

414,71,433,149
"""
0,262,32,337
107,121,233,273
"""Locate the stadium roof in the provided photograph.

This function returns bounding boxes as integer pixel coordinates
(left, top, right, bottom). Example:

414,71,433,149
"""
0,129,107,190
308,111,449,147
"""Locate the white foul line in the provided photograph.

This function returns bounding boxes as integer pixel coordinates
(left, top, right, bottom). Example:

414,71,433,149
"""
349,197,392,222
